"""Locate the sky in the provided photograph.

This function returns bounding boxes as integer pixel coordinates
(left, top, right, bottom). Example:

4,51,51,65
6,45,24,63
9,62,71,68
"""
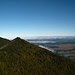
0,0,75,39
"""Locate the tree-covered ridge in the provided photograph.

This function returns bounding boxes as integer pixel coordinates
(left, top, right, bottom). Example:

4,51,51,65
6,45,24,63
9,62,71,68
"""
0,37,10,48
0,37,75,75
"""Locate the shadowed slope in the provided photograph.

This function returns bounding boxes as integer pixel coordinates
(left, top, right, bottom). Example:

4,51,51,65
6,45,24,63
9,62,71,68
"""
0,37,75,75
0,37,10,48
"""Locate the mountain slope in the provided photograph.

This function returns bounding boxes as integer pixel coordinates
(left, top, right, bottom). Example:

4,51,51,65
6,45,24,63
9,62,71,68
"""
0,37,75,75
0,37,10,48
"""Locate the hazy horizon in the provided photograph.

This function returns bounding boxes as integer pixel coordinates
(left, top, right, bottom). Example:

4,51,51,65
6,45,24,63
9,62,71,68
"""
1,35,75,40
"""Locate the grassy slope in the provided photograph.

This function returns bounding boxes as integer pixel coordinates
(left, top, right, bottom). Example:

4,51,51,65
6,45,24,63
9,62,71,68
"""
0,37,10,48
0,37,75,75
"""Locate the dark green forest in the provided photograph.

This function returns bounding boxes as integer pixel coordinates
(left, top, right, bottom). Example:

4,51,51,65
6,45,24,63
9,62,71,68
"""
0,37,75,75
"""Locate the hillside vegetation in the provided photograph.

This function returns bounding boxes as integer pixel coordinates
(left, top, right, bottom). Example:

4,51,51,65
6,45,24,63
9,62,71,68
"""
0,37,10,48
0,37,75,75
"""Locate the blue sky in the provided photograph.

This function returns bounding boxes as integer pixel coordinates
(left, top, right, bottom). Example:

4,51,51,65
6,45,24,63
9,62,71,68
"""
0,0,75,38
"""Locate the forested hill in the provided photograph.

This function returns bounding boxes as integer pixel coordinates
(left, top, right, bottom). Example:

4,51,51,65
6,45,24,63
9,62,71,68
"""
0,37,10,48
0,37,75,75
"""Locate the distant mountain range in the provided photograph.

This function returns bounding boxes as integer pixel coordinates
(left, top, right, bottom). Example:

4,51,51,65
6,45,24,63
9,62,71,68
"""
0,37,75,75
